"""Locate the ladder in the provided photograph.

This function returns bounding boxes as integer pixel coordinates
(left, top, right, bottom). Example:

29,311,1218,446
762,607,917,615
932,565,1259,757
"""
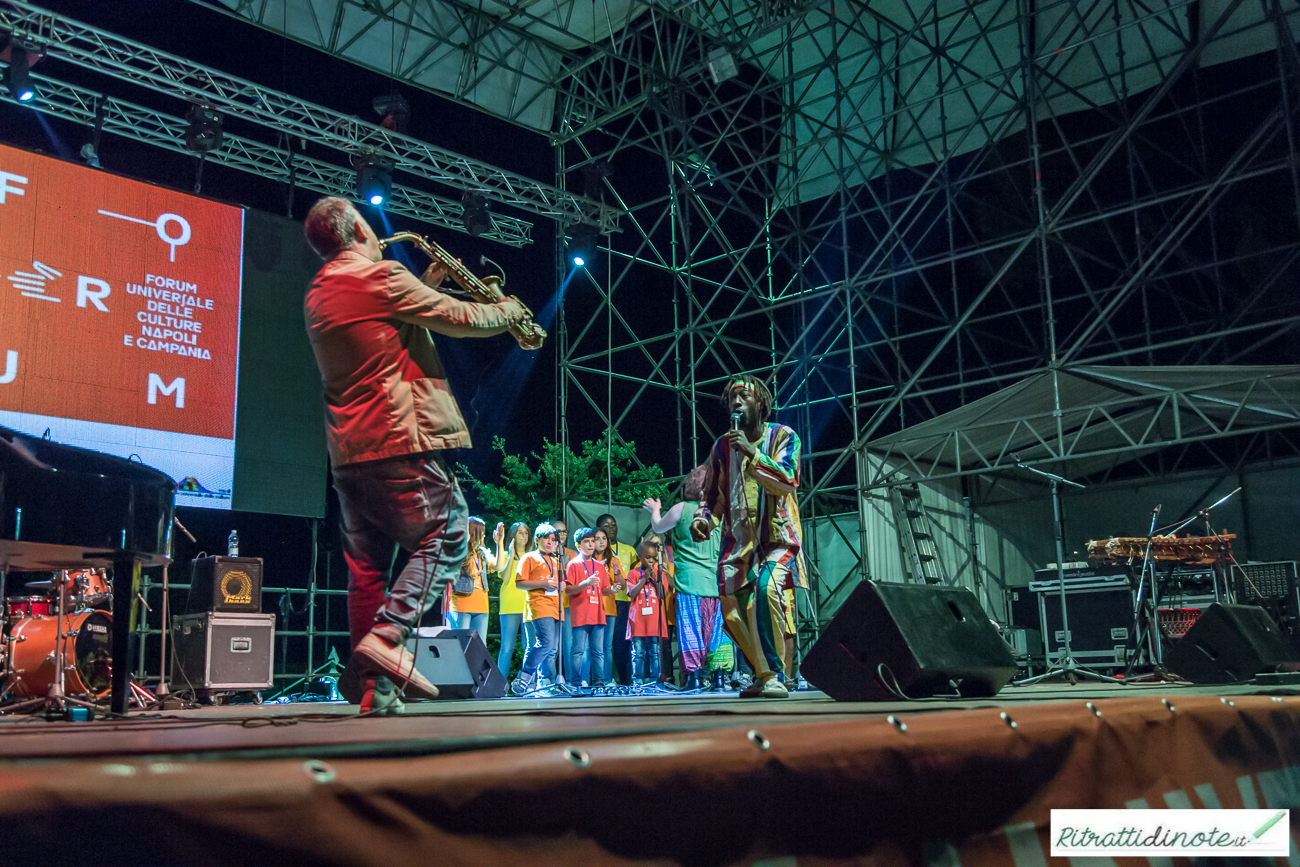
889,483,950,585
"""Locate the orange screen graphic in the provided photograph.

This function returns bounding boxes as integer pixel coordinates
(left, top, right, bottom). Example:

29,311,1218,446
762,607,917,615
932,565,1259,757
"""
0,143,242,438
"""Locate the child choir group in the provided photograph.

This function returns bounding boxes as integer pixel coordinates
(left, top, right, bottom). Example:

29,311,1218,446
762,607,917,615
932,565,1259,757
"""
440,500,754,696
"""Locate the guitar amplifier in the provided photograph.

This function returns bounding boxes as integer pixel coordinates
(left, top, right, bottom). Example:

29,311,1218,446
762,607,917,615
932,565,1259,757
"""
190,555,264,613
172,612,275,690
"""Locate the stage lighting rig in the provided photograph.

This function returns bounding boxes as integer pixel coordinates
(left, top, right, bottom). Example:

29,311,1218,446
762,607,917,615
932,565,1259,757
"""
3,41,40,103
184,104,224,153
461,191,492,237
354,155,394,206
373,94,409,134
566,224,598,267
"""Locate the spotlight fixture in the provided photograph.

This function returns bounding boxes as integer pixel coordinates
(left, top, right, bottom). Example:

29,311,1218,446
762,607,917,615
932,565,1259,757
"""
4,44,36,103
461,191,492,237
354,156,394,206
184,104,224,153
566,224,598,267
372,94,410,134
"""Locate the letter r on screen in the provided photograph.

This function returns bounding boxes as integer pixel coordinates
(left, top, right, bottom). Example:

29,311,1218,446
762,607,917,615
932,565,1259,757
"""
77,276,112,311
147,374,185,408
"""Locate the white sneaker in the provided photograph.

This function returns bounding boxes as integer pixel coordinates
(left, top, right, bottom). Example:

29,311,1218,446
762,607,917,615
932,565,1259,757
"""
740,676,789,699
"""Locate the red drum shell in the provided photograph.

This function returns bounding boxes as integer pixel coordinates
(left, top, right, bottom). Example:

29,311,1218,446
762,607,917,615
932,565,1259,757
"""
6,596,51,619
9,610,113,698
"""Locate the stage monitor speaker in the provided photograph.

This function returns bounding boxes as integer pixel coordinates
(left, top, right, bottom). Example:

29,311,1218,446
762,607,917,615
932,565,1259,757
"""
399,628,507,699
338,629,506,701
1164,603,1298,684
189,555,264,613
802,581,1016,701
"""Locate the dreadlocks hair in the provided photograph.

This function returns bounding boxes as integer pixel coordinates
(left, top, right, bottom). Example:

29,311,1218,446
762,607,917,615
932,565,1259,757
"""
720,374,774,422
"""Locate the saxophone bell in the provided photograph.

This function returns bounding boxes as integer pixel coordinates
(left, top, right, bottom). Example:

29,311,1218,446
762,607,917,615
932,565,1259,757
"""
377,232,546,350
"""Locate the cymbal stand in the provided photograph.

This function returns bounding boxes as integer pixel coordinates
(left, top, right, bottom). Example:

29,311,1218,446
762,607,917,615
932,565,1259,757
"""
1011,462,1125,687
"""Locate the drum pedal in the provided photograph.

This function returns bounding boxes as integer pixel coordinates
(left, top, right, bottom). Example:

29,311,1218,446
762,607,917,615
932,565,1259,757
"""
62,707,93,722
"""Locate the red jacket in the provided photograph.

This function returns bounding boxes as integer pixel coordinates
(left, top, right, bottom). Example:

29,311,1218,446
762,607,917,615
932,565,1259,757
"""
304,251,522,466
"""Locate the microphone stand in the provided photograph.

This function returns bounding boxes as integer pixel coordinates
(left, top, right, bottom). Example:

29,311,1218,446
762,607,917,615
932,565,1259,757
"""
1123,504,1164,679
654,550,671,690
1158,487,1244,604
1011,458,1124,686
155,516,195,704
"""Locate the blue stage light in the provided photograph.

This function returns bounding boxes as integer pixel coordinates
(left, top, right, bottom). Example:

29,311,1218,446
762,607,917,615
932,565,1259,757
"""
355,157,393,208
566,224,597,268
5,45,36,104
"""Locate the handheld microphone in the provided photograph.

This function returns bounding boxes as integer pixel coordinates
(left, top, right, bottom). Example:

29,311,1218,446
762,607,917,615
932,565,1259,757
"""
730,412,742,432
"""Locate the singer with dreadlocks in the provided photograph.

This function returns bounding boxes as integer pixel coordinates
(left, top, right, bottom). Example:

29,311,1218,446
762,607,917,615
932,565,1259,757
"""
691,374,806,699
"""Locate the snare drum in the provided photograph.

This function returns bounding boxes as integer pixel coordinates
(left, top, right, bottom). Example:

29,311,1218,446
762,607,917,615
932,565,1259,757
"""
8,610,113,698
6,596,51,619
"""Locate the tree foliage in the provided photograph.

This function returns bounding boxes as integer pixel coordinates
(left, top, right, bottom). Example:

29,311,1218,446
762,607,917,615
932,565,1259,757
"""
458,432,673,531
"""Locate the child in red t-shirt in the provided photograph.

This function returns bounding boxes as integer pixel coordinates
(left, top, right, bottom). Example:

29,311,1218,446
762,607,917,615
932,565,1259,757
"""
627,538,671,684
565,527,614,690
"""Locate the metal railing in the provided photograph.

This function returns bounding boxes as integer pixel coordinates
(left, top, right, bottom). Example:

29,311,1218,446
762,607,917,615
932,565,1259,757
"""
132,573,351,689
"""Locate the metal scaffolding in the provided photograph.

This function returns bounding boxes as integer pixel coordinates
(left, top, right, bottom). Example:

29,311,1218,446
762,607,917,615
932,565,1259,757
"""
546,0,1300,633
213,0,1300,633
8,0,1300,645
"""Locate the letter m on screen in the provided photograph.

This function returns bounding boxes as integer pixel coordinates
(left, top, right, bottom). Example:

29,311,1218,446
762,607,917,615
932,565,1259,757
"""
147,374,186,408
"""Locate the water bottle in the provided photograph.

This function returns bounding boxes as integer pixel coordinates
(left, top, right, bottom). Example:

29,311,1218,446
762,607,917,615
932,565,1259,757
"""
227,530,239,557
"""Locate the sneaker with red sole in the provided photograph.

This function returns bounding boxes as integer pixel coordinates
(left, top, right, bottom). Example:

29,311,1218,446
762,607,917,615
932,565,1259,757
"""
353,632,440,700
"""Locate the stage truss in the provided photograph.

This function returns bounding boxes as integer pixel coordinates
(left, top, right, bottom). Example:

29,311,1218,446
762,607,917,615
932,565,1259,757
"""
6,0,1300,649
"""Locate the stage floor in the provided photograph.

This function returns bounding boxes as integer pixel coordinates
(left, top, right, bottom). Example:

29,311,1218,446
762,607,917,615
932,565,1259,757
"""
2,680,1299,865
0,678,1288,762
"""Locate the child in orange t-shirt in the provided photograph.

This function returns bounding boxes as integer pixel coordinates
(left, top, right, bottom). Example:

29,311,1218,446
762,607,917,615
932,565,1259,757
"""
565,528,614,690
593,528,626,686
448,516,491,646
511,523,563,694
627,538,671,684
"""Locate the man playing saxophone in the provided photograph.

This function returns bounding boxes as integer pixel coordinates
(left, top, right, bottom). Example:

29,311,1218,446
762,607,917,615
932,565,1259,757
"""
303,195,537,711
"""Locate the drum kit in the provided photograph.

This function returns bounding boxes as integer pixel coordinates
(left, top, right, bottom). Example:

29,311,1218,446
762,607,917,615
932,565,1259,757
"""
1,569,119,708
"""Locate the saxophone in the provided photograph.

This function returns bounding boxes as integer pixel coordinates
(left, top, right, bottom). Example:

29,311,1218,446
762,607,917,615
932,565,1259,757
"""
378,231,546,350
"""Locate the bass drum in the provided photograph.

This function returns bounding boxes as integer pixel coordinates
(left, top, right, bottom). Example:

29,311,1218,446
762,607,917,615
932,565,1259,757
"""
9,610,113,699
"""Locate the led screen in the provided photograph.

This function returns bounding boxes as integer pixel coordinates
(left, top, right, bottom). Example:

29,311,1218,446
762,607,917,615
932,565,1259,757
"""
0,142,244,509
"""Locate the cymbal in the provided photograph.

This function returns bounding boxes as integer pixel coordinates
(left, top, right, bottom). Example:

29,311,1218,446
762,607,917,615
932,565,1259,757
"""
23,580,55,590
